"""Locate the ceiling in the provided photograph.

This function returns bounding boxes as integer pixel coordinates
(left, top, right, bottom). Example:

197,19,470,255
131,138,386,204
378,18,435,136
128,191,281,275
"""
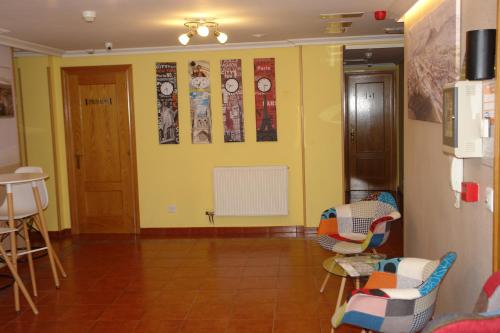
0,0,416,53
344,47,404,65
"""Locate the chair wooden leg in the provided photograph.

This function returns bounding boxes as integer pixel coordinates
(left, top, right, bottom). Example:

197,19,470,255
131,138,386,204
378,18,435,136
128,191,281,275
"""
0,241,39,314
336,276,347,311
6,190,20,311
33,214,67,278
320,272,331,293
31,213,60,288
22,221,38,296
355,277,360,289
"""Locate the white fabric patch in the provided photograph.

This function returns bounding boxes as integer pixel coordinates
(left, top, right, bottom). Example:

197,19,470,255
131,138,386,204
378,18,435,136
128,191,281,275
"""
487,288,500,312
397,275,423,289
338,232,366,241
332,241,363,254
382,288,421,300
397,258,431,281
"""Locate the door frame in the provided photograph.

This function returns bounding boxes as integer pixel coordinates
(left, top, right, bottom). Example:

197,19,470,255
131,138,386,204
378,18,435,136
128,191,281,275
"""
61,65,140,234
493,1,500,272
343,70,398,200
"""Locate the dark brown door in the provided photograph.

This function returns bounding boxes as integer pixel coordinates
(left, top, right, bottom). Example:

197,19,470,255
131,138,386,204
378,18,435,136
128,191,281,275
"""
62,65,139,233
345,72,396,201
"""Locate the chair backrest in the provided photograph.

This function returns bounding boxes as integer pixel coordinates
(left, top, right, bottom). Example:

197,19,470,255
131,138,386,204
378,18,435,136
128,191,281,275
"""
474,271,500,313
0,166,49,219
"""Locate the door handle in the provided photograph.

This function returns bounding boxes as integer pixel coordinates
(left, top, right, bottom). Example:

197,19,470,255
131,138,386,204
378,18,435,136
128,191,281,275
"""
75,154,82,169
350,128,356,143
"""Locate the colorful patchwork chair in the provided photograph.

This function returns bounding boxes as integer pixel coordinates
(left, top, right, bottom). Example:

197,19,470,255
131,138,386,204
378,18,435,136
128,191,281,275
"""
421,270,500,332
318,192,401,293
331,252,457,333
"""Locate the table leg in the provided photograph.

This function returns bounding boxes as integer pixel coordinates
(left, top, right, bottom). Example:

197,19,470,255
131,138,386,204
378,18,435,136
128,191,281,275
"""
355,277,360,289
33,214,67,278
22,221,38,296
335,276,346,311
0,240,38,314
320,272,331,293
6,186,19,311
31,185,60,288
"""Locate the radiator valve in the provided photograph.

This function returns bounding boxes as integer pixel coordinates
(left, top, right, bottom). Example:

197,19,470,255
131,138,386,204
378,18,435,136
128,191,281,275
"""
205,211,215,224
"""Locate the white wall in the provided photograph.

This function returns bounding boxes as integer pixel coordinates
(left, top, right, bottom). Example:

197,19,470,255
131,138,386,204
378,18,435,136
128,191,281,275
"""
0,45,19,170
404,0,497,314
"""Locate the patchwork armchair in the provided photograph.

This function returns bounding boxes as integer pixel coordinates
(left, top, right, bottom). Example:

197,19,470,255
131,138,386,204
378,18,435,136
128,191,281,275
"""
421,270,500,332
331,252,457,333
317,192,401,293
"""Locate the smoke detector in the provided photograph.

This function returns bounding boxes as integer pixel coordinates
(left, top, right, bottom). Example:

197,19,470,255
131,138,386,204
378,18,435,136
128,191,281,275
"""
82,10,96,23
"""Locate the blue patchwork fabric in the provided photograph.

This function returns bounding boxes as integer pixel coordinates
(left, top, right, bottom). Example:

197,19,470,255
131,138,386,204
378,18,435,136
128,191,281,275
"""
376,258,403,273
419,252,457,296
343,311,384,331
378,192,398,210
367,233,385,248
321,207,337,220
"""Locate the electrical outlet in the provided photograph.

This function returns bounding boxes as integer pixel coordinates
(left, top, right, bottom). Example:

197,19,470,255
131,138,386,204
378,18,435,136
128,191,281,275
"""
167,204,176,213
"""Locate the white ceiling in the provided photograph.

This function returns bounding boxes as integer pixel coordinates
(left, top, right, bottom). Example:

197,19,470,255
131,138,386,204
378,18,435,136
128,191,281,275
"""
0,0,416,53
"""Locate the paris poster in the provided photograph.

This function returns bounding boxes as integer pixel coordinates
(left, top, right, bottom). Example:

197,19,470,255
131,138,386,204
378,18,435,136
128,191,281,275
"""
254,58,277,142
188,60,212,144
156,62,179,144
221,59,244,142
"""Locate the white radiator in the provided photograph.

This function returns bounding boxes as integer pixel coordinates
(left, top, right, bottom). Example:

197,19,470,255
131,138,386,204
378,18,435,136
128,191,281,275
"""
213,166,288,216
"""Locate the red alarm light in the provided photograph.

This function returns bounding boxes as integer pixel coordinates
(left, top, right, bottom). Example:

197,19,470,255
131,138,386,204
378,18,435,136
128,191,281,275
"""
374,10,387,20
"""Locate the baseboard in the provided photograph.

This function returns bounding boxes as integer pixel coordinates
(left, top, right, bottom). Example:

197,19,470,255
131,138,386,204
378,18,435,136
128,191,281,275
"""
48,228,72,239
140,226,318,238
43,226,318,238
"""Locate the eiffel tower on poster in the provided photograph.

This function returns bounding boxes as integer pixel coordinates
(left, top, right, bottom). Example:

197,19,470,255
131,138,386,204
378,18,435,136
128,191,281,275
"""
257,94,277,141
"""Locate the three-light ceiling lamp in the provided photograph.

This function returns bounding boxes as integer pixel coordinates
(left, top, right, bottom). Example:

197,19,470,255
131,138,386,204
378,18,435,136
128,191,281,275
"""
178,18,228,45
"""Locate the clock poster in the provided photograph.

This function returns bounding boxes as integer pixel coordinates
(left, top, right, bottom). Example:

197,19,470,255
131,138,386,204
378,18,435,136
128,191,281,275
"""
156,62,179,144
254,58,277,142
188,60,212,144
221,59,244,142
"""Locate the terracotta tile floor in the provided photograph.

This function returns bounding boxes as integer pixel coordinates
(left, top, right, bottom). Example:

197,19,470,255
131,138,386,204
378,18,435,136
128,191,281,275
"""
0,222,402,332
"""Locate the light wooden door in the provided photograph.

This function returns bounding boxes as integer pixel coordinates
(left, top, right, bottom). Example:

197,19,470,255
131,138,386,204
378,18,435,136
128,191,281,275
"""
345,72,396,201
62,65,139,233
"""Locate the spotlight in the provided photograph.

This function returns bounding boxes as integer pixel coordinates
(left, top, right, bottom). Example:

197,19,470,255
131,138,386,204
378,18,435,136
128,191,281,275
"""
215,31,228,44
178,31,194,45
197,24,210,37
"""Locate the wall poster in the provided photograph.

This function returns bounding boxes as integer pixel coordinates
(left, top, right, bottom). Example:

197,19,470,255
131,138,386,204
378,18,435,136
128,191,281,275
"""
221,59,244,142
156,62,179,144
407,0,460,123
254,58,277,142
188,60,212,144
0,82,14,117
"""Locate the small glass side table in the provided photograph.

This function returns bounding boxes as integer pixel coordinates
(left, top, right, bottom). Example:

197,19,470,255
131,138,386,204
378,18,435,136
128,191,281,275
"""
320,254,385,311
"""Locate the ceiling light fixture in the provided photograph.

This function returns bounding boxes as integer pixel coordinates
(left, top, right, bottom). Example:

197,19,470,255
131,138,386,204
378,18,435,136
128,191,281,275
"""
178,18,228,45
82,10,96,23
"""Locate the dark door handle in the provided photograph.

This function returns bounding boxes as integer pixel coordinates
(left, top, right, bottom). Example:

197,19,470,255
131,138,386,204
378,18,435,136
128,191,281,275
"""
75,154,82,169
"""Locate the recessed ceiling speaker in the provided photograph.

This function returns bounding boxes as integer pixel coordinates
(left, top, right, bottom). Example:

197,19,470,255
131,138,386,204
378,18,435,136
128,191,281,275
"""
466,29,496,80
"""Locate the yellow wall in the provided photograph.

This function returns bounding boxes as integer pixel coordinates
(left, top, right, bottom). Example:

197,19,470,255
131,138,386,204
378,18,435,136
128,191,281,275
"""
14,56,59,229
15,45,346,231
302,45,345,226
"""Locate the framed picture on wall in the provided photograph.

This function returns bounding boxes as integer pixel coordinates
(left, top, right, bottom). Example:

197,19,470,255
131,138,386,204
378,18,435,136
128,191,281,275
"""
407,0,461,123
0,82,13,117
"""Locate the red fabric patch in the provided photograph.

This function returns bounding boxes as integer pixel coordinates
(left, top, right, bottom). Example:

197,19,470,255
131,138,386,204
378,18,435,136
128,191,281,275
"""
328,233,364,244
434,317,500,333
483,271,500,298
369,216,393,232
351,288,389,298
